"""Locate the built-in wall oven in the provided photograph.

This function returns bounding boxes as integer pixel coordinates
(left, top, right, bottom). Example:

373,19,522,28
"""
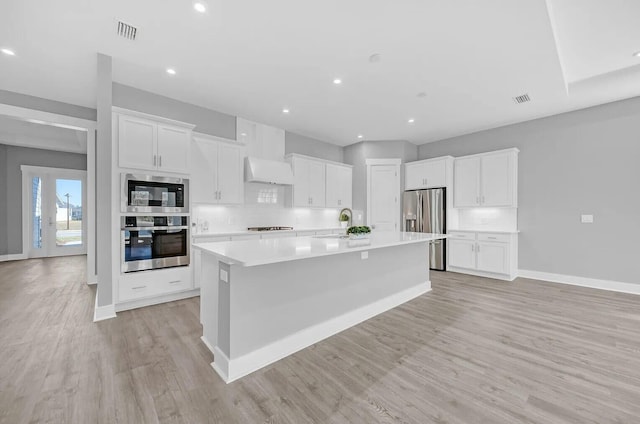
121,174,189,213
121,216,190,273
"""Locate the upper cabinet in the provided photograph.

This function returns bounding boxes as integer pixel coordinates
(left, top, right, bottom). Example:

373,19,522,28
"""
116,110,194,174
237,117,285,161
325,163,353,208
405,156,453,190
288,155,326,207
191,134,244,205
286,154,353,209
453,148,518,208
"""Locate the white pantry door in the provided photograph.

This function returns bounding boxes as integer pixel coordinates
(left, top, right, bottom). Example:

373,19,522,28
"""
366,160,401,231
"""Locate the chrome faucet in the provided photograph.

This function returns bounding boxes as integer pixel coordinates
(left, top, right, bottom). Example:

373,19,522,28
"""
339,208,353,227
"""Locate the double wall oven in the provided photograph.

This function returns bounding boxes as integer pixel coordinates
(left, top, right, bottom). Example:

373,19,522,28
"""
121,174,190,273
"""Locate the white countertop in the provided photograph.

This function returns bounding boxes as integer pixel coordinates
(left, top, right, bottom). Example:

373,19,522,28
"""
194,231,447,267
449,229,520,234
192,227,345,239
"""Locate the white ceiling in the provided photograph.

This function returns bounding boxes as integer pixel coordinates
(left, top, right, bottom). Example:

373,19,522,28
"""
1,0,639,146
0,116,86,153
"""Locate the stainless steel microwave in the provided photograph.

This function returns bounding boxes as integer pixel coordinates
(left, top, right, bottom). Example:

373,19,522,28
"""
121,174,189,213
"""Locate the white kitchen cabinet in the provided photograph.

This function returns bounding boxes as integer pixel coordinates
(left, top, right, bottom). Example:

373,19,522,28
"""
117,112,193,174
405,156,453,190
447,231,518,280
191,134,244,205
238,117,285,161
325,163,353,208
453,148,518,208
118,266,192,302
287,154,326,207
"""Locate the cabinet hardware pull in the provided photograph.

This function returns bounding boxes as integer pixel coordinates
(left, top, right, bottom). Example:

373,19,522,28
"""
471,244,474,252
476,196,480,204
488,237,496,239
132,285,146,290
219,191,222,200
477,244,480,252
153,155,157,166
481,196,485,204
168,280,181,284
159,156,162,167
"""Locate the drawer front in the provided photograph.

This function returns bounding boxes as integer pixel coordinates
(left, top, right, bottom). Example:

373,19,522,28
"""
477,233,510,243
448,232,476,240
119,267,192,302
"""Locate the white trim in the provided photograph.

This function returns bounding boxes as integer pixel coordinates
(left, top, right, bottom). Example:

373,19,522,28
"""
205,281,430,384
93,294,117,322
448,267,516,281
518,269,640,295
192,132,241,146
0,253,28,262
366,158,401,229
86,129,97,283
0,104,96,131
365,158,401,166
112,106,196,129
114,289,200,312
285,152,353,168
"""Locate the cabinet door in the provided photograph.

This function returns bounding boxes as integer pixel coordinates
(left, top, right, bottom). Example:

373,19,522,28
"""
191,139,218,204
325,163,341,208
237,117,256,146
480,152,513,207
307,159,326,207
405,162,426,190
448,239,476,269
341,166,352,208
454,157,480,207
157,125,191,174
476,241,509,274
217,143,244,204
260,125,286,161
118,115,157,171
292,158,311,207
423,159,447,188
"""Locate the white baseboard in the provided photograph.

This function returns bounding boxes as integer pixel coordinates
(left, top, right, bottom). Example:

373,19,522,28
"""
115,289,200,312
518,269,640,296
0,253,27,262
206,281,431,384
93,295,117,322
448,266,516,281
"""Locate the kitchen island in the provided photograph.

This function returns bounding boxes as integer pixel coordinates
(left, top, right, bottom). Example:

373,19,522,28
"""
194,231,446,383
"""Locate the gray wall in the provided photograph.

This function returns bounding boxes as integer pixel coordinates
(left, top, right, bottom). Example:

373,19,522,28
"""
0,144,86,255
345,140,418,219
0,145,7,255
285,131,344,163
0,89,96,121
112,83,237,140
418,96,640,285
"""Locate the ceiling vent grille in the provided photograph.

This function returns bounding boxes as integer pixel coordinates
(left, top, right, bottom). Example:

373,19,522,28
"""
513,93,531,104
116,20,138,41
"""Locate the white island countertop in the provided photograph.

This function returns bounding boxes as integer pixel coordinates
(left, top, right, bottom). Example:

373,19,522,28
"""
194,231,446,267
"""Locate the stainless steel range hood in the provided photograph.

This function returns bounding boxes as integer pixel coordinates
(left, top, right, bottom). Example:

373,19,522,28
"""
244,156,294,185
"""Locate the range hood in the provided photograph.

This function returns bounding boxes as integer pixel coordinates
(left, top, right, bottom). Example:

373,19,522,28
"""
244,156,294,185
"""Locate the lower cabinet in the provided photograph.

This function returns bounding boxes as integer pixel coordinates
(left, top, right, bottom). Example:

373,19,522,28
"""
447,231,518,280
118,266,193,302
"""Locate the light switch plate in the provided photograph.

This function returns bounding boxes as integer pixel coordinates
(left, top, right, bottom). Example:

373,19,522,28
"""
220,269,228,282
581,214,594,224
361,251,368,260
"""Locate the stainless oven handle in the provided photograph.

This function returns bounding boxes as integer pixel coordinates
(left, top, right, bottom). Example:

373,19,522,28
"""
121,226,189,231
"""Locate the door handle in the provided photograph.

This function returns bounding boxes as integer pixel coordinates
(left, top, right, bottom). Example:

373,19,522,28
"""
48,217,53,226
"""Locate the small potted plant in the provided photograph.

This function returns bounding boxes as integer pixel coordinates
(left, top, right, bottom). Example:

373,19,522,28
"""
339,213,350,229
346,225,371,240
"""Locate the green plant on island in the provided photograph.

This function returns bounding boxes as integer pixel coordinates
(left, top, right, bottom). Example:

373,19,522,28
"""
339,213,350,222
346,226,371,235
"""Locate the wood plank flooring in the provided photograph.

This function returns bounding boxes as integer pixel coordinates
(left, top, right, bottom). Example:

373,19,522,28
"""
1,256,640,423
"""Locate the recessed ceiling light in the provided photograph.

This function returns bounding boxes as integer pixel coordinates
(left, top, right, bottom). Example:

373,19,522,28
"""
633,51,640,57
1,48,15,56
166,68,176,75
408,118,415,124
193,1,207,12
357,134,363,139
282,108,290,114
240,132,247,136
333,78,342,85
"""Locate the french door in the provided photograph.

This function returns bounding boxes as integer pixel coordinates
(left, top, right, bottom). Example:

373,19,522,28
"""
22,166,87,258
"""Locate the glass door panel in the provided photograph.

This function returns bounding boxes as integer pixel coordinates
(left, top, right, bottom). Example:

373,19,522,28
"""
55,179,83,247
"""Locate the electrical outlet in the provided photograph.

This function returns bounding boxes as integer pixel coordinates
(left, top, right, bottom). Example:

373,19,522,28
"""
361,251,368,260
581,214,594,224
220,269,228,282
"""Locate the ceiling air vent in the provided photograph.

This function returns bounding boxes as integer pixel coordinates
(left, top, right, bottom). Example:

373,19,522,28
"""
116,20,138,41
513,93,531,104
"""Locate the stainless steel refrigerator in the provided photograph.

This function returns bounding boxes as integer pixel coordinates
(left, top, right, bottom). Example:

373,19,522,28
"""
403,188,446,271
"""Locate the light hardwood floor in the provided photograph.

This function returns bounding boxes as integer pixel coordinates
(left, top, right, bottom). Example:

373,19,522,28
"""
1,256,640,423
